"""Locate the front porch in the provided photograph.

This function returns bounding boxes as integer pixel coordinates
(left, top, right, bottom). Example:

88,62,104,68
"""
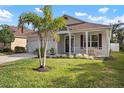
56,27,111,57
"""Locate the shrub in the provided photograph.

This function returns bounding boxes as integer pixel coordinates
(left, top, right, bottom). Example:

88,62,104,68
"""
3,48,12,52
49,48,55,55
14,46,25,53
0,49,2,52
34,48,44,57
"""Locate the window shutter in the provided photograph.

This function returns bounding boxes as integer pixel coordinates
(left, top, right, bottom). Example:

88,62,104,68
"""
99,34,102,47
80,35,83,48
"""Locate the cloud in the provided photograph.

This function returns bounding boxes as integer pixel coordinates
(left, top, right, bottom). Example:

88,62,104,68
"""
87,14,124,25
98,7,109,14
88,15,106,21
0,9,13,22
103,14,124,25
62,11,66,14
75,12,88,16
35,8,42,13
113,9,117,13
88,14,124,25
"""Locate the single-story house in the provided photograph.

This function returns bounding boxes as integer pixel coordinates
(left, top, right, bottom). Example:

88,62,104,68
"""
0,26,33,51
26,14,112,57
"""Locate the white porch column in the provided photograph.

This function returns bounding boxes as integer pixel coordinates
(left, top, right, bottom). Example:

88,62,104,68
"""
85,31,88,55
67,26,71,56
56,41,58,55
69,32,71,56
106,30,110,57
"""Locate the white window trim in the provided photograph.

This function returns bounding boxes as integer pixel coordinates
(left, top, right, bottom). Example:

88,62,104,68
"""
90,34,99,48
64,34,75,53
81,33,100,48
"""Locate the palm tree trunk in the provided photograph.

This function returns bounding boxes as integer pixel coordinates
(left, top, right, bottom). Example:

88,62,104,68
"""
42,37,48,68
38,37,42,67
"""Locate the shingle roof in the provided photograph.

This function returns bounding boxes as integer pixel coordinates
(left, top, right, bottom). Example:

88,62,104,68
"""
63,14,111,30
68,22,110,30
9,26,35,37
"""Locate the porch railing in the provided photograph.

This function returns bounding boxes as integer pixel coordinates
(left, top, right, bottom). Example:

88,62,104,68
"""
74,47,105,57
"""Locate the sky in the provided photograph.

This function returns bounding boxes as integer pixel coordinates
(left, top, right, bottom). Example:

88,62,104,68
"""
0,5,124,26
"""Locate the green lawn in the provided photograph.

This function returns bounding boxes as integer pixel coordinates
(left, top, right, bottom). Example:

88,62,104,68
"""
0,52,124,88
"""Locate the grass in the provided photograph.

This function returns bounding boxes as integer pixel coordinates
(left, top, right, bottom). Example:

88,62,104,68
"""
0,52,124,88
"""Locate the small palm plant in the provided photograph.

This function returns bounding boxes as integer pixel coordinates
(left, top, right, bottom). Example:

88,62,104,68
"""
18,5,66,72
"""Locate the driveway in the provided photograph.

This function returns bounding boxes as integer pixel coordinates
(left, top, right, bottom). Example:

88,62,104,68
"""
0,53,37,64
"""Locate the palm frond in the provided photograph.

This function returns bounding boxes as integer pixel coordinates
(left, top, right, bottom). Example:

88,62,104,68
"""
51,31,60,42
51,17,66,31
18,12,42,32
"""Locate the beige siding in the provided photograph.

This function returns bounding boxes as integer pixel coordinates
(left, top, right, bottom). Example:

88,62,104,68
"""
11,37,27,50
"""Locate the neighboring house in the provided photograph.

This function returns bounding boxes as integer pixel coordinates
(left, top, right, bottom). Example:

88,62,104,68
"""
0,26,33,51
27,14,112,57
10,26,34,51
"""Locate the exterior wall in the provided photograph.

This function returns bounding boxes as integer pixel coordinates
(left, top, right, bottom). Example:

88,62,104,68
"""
74,30,110,57
27,35,57,53
74,33,82,53
26,29,111,57
27,36,39,53
47,39,57,53
11,37,27,50
58,34,65,54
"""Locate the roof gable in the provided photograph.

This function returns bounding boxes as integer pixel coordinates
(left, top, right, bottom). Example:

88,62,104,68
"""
63,14,85,25
63,14,110,30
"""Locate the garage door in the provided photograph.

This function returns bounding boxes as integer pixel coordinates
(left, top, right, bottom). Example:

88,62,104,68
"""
27,37,57,53
27,38,39,53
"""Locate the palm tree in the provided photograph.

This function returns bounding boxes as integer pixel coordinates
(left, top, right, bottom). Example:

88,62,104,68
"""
111,22,124,43
18,6,66,71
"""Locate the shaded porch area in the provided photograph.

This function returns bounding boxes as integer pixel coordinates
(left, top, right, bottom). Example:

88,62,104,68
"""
57,28,110,57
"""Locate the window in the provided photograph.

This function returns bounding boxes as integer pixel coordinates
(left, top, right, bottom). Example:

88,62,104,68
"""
80,35,87,48
92,35,98,41
91,35,98,47
92,42,98,47
80,33,102,48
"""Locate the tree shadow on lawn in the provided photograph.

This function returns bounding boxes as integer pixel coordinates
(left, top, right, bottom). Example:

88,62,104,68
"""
0,59,39,73
51,62,124,88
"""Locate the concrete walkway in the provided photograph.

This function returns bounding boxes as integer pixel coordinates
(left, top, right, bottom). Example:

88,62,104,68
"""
0,53,37,64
